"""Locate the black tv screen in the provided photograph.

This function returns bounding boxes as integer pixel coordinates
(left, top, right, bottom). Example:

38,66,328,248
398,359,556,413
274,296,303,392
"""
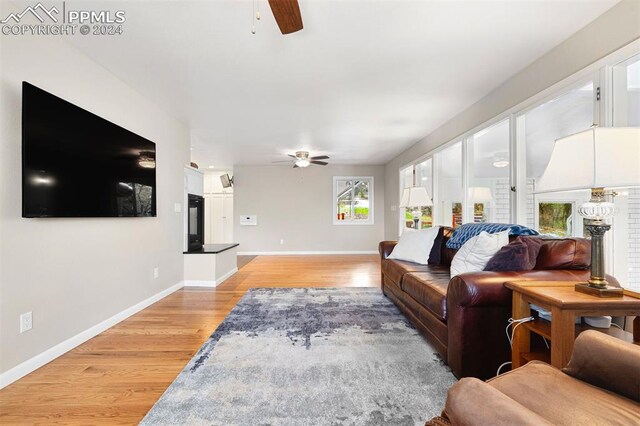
22,82,156,218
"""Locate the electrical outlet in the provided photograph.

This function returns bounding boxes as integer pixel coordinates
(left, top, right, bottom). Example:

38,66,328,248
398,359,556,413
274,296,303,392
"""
280,239,284,245
20,311,33,333
153,267,159,279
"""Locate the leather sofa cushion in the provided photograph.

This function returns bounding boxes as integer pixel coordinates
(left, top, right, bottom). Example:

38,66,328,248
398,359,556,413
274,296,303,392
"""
535,238,590,270
401,268,450,321
381,259,430,286
488,361,640,425
439,227,456,266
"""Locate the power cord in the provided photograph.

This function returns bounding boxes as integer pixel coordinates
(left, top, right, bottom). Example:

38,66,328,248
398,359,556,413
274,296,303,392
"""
497,316,535,376
506,316,535,347
496,361,511,376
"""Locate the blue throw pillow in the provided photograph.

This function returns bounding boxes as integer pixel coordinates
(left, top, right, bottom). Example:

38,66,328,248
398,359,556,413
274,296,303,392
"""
445,223,539,249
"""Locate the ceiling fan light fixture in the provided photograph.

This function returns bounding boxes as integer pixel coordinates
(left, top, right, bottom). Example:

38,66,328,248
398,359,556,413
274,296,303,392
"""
295,158,310,168
492,152,509,168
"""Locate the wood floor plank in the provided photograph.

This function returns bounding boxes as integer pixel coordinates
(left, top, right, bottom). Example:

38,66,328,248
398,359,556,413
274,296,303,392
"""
0,255,380,424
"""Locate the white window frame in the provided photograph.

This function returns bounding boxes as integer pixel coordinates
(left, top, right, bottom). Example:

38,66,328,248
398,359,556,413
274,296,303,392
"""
333,176,374,225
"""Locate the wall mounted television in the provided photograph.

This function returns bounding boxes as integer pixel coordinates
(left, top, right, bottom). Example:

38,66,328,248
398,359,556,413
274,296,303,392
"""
22,82,157,218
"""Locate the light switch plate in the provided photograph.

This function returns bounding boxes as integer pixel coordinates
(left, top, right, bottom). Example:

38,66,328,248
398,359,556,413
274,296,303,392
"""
174,203,182,213
240,215,257,226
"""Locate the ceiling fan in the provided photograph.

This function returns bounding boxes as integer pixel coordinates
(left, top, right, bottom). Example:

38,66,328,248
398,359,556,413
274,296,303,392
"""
272,151,329,168
255,0,303,35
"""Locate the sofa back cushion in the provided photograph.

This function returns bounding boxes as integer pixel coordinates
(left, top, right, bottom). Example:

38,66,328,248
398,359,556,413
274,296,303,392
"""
440,227,457,266
484,236,544,272
535,238,590,270
428,227,590,271
439,227,509,267
445,223,539,249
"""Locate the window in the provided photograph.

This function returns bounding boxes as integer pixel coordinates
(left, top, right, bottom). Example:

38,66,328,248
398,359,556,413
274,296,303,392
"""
516,80,596,238
613,53,640,126
395,45,640,290
415,159,434,229
399,166,414,232
467,118,511,224
612,53,640,292
436,142,463,227
537,202,574,237
333,177,373,225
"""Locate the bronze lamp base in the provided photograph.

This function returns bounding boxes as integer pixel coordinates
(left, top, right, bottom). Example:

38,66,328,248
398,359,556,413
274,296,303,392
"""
578,208,623,298
575,283,623,298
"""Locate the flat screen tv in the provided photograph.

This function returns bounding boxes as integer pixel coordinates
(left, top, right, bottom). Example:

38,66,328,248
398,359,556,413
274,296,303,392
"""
220,173,233,188
22,82,157,218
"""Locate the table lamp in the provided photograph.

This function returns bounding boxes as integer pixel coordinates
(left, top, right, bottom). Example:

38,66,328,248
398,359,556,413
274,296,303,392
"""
536,127,640,297
469,187,493,222
400,186,433,229
469,187,493,203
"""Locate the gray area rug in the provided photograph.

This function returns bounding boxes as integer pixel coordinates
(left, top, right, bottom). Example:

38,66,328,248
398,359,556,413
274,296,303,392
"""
141,288,456,425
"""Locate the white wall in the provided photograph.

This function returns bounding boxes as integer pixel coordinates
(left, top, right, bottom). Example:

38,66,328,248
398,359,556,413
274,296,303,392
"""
0,35,190,377
384,0,640,240
234,165,384,253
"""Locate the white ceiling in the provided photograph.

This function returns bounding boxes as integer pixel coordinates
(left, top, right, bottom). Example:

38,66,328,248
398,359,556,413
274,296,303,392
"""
67,0,618,168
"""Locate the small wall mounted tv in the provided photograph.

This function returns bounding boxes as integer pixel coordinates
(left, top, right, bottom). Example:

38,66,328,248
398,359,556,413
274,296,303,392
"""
220,173,233,188
22,82,157,218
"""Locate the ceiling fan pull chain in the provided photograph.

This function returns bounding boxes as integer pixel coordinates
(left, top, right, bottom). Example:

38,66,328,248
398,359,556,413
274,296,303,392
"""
251,0,257,34
256,0,261,21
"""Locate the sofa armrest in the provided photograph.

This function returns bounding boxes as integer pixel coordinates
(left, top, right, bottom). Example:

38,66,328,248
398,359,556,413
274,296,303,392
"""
378,241,397,259
444,378,554,426
563,330,640,402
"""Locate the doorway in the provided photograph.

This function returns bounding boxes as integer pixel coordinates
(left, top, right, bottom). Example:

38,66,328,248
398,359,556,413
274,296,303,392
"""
203,172,234,244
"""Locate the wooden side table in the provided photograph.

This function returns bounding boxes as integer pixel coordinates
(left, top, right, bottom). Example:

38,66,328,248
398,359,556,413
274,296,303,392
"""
505,281,640,369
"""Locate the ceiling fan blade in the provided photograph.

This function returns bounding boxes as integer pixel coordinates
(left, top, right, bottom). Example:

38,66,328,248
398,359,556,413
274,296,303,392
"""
310,155,329,160
287,154,297,158
272,160,293,163
268,0,303,34
311,161,328,166
293,164,299,168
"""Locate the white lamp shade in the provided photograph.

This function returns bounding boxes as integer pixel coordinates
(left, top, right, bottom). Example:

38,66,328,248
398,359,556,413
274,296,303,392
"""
536,127,640,193
400,187,433,208
469,186,493,202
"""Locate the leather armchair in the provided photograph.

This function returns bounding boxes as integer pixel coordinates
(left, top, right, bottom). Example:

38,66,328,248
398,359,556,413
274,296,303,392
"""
428,331,640,425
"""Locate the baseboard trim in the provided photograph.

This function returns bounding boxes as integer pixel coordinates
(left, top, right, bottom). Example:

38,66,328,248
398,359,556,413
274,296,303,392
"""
183,280,217,287
183,267,238,288
217,267,238,285
0,281,185,390
237,251,378,255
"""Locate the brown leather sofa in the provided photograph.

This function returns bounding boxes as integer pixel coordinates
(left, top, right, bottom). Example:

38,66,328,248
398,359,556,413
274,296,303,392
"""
428,330,640,425
379,226,598,379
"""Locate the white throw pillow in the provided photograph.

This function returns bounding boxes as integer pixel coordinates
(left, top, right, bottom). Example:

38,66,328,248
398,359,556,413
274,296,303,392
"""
450,230,510,277
388,226,440,265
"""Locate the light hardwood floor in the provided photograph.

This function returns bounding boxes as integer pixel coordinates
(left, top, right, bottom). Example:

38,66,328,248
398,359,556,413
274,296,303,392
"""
0,255,380,425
